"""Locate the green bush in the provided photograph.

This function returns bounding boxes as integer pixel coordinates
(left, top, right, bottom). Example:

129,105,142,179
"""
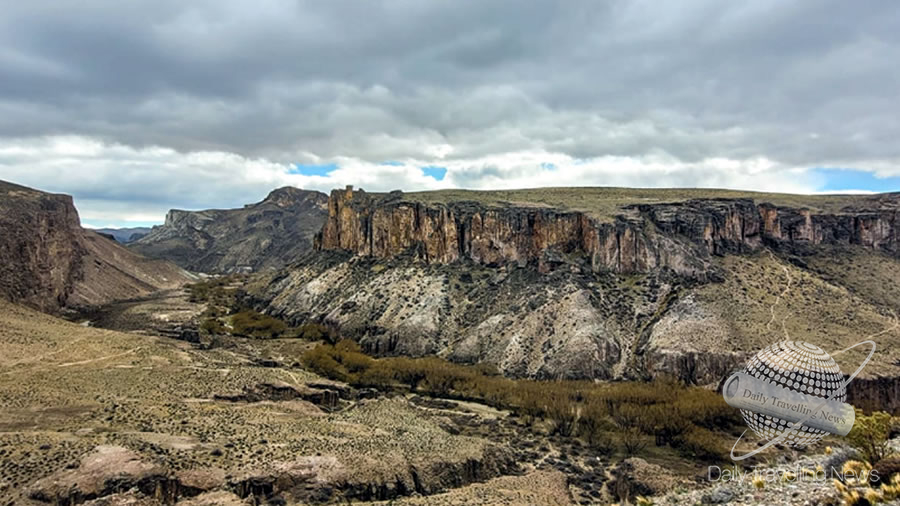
230,310,287,338
673,427,725,462
847,410,895,464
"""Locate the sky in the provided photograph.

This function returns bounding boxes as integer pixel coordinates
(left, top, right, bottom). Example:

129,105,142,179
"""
0,1,898,227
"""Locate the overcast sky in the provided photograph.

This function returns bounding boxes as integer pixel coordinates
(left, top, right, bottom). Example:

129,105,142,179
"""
0,1,899,227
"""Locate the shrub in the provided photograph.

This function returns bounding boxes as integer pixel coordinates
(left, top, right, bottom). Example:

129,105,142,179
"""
752,475,765,490
592,432,617,457
578,401,611,445
673,427,725,462
612,402,647,429
621,428,647,457
293,341,741,462
635,496,655,506
842,460,874,486
296,323,339,344
200,318,225,335
653,409,692,447
356,361,397,388
545,389,577,437
230,310,287,338
847,410,894,464
301,344,350,382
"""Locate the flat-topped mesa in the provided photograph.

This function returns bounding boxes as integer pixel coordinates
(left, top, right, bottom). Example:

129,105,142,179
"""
315,188,900,276
637,199,900,255
315,187,659,273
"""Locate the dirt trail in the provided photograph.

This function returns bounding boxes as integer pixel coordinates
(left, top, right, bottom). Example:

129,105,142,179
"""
57,347,141,367
764,249,793,345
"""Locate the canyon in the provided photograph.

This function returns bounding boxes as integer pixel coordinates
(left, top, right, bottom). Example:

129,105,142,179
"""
3,180,900,505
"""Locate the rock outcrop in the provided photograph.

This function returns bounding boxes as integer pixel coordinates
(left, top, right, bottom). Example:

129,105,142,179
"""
132,187,328,273
0,180,193,313
316,188,900,277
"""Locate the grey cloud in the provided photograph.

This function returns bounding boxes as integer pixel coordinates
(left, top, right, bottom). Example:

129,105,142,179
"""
0,0,898,190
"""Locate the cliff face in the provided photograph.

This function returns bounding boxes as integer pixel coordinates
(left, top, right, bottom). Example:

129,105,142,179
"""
0,181,84,312
132,187,328,273
316,188,900,277
0,180,193,313
316,188,682,275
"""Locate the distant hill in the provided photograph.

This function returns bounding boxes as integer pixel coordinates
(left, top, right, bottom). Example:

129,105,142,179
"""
130,187,328,274
0,180,194,313
93,226,152,243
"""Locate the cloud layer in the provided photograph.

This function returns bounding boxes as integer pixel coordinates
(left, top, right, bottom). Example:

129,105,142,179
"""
0,1,898,225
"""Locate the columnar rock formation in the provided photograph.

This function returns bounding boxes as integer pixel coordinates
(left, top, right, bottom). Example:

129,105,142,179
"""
316,187,900,277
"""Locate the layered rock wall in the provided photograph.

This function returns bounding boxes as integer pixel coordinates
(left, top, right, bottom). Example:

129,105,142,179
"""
0,183,84,312
316,188,900,276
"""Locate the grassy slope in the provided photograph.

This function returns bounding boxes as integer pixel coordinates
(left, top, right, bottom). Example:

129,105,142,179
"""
651,251,900,378
400,187,895,221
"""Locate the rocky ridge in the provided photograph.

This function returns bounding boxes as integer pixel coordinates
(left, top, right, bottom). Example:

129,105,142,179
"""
132,187,328,273
253,188,900,396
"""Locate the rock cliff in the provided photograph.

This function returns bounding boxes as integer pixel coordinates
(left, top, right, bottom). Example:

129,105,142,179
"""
132,187,328,273
0,180,194,313
316,188,900,278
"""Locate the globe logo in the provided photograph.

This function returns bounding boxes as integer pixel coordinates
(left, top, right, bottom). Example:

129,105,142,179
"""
740,341,845,448
723,339,876,461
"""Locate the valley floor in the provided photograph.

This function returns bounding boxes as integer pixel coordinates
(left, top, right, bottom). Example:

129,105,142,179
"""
0,286,890,506
1,293,587,505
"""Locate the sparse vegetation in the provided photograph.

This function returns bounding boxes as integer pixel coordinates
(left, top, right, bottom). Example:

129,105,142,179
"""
200,317,225,335
189,276,338,341
404,187,878,222
300,340,740,460
187,276,243,304
296,322,340,343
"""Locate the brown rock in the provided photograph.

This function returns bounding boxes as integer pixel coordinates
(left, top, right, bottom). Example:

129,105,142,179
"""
26,445,168,504
0,180,193,313
316,189,900,278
